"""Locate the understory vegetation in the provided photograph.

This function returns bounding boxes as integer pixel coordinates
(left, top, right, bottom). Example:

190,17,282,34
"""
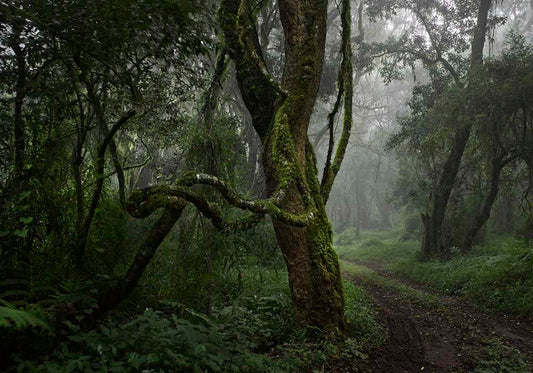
4,226,384,371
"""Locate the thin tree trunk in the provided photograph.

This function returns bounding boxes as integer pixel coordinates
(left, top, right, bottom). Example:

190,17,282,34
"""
109,139,126,208
72,150,84,229
11,25,26,177
75,111,136,268
462,156,504,251
94,204,184,319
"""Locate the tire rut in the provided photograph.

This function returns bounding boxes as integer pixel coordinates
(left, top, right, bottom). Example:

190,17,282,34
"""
343,260,533,372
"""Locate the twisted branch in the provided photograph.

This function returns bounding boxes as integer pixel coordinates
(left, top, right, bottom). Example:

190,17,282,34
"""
127,172,315,228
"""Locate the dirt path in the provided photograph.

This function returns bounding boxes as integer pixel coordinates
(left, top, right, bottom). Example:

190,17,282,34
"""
342,260,533,373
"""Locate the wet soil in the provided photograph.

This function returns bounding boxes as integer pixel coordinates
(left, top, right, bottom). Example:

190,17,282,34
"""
342,260,533,373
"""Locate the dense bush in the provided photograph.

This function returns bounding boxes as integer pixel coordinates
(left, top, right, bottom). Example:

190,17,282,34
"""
16,309,284,372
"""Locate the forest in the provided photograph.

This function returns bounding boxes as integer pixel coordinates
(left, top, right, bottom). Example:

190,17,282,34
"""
1,0,533,371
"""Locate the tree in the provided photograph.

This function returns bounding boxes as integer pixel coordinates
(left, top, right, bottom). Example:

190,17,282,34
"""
462,32,533,250
0,0,206,301
1,0,354,332
106,0,356,332
377,0,494,256
217,0,355,330
420,0,492,256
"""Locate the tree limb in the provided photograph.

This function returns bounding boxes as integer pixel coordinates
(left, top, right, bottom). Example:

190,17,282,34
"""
320,0,354,203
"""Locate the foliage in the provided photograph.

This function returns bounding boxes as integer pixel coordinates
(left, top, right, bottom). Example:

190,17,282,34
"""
334,227,360,246
0,300,49,331
12,264,386,372
17,309,283,373
343,281,384,345
465,339,530,373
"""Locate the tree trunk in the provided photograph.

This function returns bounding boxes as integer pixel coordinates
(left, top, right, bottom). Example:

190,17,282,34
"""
265,144,345,330
220,0,346,331
11,24,26,177
462,157,504,251
93,204,185,321
421,0,492,257
109,139,126,209
421,125,471,256
74,111,136,268
245,119,260,193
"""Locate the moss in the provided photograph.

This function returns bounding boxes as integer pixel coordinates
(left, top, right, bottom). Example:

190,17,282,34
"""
304,145,346,330
270,101,309,204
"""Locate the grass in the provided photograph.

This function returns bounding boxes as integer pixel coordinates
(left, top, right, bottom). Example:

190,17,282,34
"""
336,230,533,316
341,260,443,309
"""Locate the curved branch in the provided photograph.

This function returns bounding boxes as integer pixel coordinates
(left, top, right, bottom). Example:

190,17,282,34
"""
128,172,314,227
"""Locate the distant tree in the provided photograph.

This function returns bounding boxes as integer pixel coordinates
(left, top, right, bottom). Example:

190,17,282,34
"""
379,0,494,256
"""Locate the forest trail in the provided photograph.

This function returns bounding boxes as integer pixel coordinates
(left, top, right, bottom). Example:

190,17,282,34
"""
342,259,533,373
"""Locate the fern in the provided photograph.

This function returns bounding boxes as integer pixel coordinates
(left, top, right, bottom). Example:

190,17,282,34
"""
0,300,50,331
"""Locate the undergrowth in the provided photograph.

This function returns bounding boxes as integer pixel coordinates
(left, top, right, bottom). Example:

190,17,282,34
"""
9,265,383,372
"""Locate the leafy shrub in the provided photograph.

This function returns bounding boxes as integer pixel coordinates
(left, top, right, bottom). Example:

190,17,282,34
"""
17,309,283,372
0,300,49,330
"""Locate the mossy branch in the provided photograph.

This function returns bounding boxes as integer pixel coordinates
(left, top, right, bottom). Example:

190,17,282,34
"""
320,0,354,203
237,1,287,98
127,172,315,228
218,0,279,139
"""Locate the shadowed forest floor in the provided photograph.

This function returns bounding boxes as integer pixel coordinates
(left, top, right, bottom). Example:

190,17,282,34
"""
341,259,533,372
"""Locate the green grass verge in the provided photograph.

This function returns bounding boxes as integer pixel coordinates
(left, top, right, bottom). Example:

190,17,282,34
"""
341,260,443,309
336,232,533,316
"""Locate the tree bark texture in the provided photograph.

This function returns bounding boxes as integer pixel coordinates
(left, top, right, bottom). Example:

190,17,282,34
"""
220,0,347,331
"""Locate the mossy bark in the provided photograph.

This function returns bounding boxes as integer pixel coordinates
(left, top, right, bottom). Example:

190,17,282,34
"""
219,0,346,332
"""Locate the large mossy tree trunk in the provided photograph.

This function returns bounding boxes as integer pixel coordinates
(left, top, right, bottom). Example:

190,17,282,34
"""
220,0,346,331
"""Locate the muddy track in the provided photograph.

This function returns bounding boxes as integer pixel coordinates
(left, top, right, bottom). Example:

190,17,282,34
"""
343,260,533,372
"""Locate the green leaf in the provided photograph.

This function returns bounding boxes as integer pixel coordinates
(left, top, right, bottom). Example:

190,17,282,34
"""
13,229,28,237
19,216,34,224
0,305,50,331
